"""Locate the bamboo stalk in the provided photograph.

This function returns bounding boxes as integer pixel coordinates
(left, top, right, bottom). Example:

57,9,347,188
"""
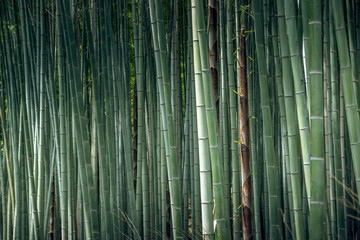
239,23,252,240
253,0,282,238
308,0,326,238
331,0,360,204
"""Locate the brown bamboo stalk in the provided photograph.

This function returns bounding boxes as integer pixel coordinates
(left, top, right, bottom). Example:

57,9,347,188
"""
239,24,252,240
208,0,219,123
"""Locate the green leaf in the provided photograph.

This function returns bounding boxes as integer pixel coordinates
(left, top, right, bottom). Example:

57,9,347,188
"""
233,90,240,96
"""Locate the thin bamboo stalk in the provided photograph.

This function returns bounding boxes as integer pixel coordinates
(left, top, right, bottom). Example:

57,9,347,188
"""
253,0,282,238
148,0,183,238
284,0,311,202
194,0,231,238
331,0,360,204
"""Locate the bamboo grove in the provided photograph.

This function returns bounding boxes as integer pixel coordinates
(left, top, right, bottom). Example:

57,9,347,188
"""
0,0,360,239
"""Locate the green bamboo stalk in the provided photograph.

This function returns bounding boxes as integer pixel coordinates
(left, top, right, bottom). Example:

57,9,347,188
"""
253,0,282,238
301,0,310,95
248,27,261,240
36,1,46,234
96,6,113,236
57,0,99,236
308,0,326,238
276,0,306,238
219,0,231,229
226,2,241,238
55,2,68,237
345,0,360,108
182,68,191,240
3,11,22,240
330,0,360,204
146,58,158,239
170,0,182,180
324,2,336,238
160,123,167,239
103,1,118,235
0,24,15,240
188,6,202,234
135,0,147,236
0,143,7,240
191,1,215,238
329,7,346,236
194,0,231,238
67,37,76,240
271,2,304,239
148,0,183,238
357,0,360,71
283,0,311,202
